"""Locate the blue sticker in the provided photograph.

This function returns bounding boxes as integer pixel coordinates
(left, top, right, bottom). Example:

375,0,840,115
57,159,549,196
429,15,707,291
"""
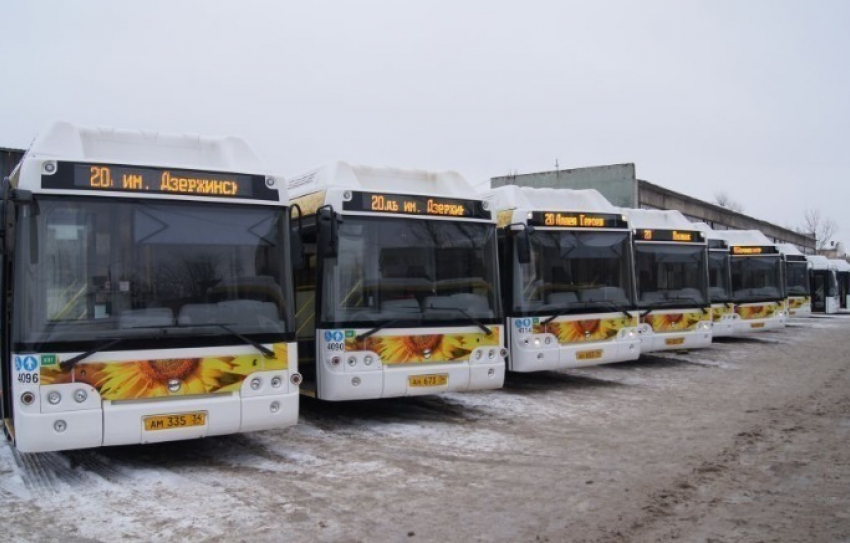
324,331,334,341
22,356,38,371
332,330,344,342
14,357,23,371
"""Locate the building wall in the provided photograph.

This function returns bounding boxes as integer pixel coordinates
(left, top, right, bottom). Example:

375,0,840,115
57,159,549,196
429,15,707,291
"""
491,163,638,208
638,180,814,252
489,163,816,253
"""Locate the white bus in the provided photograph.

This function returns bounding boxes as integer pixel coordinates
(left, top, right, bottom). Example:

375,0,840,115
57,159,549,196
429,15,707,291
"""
807,255,839,314
711,230,786,333
777,243,812,317
3,122,299,452
623,209,713,353
484,186,640,371
691,223,735,337
829,259,850,311
289,162,505,401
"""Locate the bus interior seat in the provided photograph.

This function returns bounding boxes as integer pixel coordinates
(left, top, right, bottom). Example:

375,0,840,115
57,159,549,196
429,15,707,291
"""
119,308,175,329
547,292,579,305
579,287,628,304
641,291,666,303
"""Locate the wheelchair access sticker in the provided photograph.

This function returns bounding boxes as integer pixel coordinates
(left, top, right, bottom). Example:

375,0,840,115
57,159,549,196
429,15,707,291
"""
324,330,345,351
514,318,533,335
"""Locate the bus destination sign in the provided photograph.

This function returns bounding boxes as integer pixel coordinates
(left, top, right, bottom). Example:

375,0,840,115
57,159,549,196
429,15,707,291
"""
731,245,779,255
343,191,490,219
637,229,704,243
42,162,278,201
528,211,627,229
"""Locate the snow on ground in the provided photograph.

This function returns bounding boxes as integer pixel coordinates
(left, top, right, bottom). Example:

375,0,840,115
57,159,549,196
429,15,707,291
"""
0,315,848,542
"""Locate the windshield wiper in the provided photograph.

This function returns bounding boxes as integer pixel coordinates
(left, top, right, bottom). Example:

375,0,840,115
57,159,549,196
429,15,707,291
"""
424,305,493,335
542,301,633,326
356,318,405,341
640,298,709,318
60,338,124,371
214,324,275,358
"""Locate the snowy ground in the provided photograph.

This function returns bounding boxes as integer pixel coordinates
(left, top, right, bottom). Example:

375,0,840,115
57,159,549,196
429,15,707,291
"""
2,316,849,542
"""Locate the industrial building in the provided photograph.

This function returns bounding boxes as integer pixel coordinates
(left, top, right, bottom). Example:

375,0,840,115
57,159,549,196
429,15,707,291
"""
492,163,815,253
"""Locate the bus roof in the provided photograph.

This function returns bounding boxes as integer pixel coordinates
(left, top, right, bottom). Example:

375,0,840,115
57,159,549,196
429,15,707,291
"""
709,229,774,248
13,121,284,202
287,161,477,200
830,259,850,272
482,185,619,214
620,208,694,231
776,243,805,257
22,121,267,174
807,255,836,270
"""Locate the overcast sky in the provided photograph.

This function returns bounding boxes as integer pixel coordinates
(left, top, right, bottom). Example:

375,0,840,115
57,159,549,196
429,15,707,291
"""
1,1,848,246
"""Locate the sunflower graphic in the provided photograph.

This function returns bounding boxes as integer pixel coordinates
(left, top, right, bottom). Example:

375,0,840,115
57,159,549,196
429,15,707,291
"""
545,317,630,344
737,304,777,320
346,331,498,365
40,343,288,400
642,311,702,333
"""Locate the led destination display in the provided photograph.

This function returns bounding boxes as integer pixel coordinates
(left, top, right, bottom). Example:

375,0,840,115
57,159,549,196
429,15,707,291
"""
42,162,278,201
731,246,779,255
527,211,627,229
342,191,490,219
637,229,704,243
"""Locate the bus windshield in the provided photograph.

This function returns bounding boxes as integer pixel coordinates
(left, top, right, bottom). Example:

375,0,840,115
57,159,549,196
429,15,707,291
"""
321,216,500,327
785,261,809,296
708,250,732,303
14,197,293,348
731,255,783,302
635,244,708,308
513,230,633,314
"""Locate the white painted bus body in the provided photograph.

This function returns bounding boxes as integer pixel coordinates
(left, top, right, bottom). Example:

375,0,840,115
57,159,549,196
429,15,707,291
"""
6,122,299,452
290,162,506,401
484,186,640,372
624,209,713,354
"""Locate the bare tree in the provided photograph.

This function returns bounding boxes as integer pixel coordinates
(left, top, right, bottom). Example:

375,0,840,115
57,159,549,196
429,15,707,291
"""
797,208,838,250
714,191,744,213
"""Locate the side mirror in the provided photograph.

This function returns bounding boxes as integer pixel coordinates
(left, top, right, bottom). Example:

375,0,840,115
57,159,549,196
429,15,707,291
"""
514,225,533,264
289,204,305,271
318,205,339,259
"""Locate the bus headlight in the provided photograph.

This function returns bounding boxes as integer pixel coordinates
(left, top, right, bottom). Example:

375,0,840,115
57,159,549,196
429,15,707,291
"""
271,376,282,388
47,391,62,405
347,356,357,367
488,349,496,359
73,389,88,403
54,420,67,433
250,377,262,390
290,373,303,386
20,392,35,405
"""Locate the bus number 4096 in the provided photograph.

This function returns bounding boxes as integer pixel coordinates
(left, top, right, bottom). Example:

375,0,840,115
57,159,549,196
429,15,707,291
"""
18,373,39,384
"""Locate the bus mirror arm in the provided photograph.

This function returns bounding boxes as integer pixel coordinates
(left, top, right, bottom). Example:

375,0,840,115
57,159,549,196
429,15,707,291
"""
509,223,533,264
318,205,339,259
289,204,306,271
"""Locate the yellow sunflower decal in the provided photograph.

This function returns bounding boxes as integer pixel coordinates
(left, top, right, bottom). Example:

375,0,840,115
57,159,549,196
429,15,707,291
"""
345,331,499,365
642,311,703,333
737,303,778,320
538,316,634,344
39,343,289,400
711,305,732,322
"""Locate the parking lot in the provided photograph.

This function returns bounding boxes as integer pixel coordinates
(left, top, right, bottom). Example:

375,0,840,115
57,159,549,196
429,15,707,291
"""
1,316,849,542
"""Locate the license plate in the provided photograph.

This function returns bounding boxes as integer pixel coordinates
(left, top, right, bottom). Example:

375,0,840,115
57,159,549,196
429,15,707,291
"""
143,412,207,431
408,374,449,387
577,349,603,360
665,337,685,346
750,322,765,329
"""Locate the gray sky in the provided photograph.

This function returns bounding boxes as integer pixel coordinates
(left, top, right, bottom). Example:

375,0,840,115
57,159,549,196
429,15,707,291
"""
2,1,848,246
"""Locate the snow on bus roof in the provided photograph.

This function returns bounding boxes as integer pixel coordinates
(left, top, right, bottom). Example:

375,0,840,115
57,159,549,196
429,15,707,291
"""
807,255,836,270
482,185,619,214
776,243,805,257
619,208,694,231
709,229,774,247
286,160,476,199
830,259,850,272
21,121,267,174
